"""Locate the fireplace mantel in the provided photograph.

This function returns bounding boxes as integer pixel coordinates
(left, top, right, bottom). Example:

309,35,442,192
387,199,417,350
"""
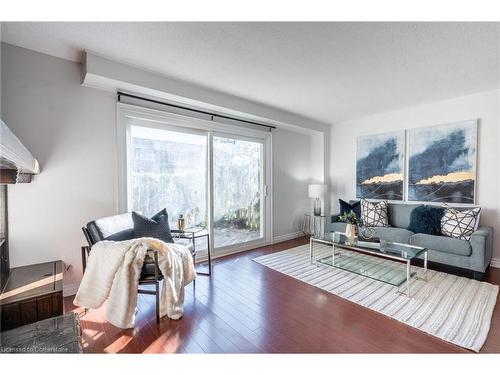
0,119,40,184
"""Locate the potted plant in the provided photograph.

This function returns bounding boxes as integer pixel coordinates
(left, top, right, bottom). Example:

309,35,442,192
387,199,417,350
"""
338,210,362,241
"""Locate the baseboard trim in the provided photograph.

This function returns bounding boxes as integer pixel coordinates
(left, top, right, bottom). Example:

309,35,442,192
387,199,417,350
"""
272,231,303,244
491,258,500,269
63,282,80,297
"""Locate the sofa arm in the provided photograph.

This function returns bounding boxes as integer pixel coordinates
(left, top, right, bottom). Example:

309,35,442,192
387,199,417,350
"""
470,226,494,273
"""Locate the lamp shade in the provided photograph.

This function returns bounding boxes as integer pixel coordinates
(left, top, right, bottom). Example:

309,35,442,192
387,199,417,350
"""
308,184,326,198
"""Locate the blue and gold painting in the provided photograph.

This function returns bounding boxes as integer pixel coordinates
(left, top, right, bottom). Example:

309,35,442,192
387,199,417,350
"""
408,120,477,203
356,130,405,200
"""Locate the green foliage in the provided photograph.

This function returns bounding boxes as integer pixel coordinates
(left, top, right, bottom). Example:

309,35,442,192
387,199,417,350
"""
214,199,260,231
338,210,363,225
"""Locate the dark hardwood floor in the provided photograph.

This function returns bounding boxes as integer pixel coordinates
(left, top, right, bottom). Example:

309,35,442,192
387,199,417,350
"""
64,237,500,353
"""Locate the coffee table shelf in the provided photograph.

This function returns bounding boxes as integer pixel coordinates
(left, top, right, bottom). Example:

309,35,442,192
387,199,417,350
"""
310,232,428,298
317,253,417,287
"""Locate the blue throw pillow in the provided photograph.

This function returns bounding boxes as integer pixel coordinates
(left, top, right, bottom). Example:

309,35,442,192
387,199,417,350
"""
132,208,174,243
339,199,361,220
407,206,444,236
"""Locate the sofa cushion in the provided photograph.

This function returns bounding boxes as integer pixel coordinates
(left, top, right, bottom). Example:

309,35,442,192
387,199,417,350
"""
363,226,413,244
388,203,423,229
410,233,472,256
407,205,444,235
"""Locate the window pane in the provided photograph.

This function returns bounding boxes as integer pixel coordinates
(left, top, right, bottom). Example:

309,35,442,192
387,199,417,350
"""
130,125,207,232
213,136,262,249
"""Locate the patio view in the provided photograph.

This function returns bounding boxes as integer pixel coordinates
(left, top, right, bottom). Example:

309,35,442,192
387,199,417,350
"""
130,125,262,250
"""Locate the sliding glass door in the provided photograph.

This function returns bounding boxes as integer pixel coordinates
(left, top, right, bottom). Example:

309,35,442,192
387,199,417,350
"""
213,135,264,249
122,110,271,255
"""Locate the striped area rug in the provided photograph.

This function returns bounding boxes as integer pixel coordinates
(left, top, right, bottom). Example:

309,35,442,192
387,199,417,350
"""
253,244,499,352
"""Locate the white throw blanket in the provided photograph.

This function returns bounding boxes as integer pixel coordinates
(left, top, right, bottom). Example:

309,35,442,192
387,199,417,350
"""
74,238,196,328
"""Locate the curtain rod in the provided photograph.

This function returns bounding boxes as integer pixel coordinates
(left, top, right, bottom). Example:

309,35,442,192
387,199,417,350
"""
117,91,276,130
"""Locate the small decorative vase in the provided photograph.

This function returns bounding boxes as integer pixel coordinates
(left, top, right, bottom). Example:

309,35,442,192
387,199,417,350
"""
177,214,186,231
313,198,322,216
345,224,358,241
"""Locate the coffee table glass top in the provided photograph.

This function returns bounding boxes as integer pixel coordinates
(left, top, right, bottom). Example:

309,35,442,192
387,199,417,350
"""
311,232,427,288
314,232,426,261
316,253,412,287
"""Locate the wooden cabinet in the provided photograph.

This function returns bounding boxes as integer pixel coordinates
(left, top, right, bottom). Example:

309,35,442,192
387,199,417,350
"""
1,303,20,329
20,299,38,325
52,292,63,316
37,295,53,320
0,261,64,331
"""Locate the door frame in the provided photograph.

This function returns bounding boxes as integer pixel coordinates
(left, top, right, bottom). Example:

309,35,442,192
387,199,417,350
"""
116,103,273,255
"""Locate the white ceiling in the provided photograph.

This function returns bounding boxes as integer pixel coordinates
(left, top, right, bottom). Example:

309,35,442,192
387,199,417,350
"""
2,22,499,124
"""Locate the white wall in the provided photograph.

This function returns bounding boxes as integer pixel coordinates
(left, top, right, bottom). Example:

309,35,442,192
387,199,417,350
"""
273,128,312,240
330,89,500,260
2,43,324,293
2,43,117,292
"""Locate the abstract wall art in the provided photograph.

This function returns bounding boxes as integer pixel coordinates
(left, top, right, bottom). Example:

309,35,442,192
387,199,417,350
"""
356,130,405,200
408,120,477,204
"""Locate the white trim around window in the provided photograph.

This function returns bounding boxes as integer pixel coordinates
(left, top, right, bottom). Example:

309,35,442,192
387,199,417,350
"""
116,102,274,253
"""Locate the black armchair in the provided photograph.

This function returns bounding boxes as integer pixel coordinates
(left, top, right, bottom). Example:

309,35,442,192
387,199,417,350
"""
81,212,196,324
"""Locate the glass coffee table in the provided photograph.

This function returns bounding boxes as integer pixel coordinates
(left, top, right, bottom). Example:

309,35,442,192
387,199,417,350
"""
310,232,428,298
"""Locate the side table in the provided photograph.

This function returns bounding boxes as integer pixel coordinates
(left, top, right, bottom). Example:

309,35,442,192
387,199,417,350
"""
301,214,327,239
171,228,212,276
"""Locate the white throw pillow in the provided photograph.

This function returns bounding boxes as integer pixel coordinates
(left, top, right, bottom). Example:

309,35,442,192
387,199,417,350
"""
441,207,481,240
361,200,389,227
474,211,481,231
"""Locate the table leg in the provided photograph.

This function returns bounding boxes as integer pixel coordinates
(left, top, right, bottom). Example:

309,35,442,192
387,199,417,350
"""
310,237,313,265
194,234,211,276
206,234,211,276
332,243,335,267
406,260,411,298
424,251,428,281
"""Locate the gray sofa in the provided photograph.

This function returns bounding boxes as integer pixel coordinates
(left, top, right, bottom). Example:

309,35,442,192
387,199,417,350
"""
331,201,493,280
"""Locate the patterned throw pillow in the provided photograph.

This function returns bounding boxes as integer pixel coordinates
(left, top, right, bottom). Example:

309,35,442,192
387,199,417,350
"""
361,200,389,227
441,207,481,240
